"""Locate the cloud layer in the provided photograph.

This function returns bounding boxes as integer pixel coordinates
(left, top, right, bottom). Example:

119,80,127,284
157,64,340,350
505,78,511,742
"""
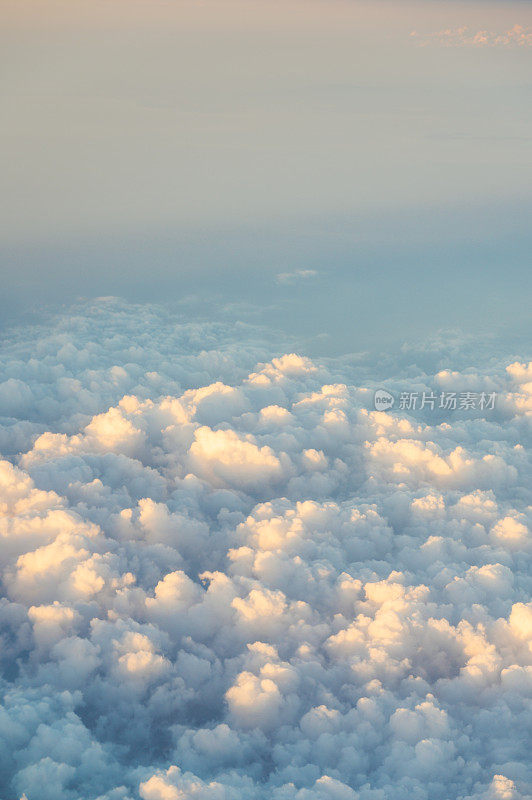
0,300,530,800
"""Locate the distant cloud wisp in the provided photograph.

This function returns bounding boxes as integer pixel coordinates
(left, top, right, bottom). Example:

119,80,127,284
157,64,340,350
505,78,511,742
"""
275,269,319,285
411,24,532,48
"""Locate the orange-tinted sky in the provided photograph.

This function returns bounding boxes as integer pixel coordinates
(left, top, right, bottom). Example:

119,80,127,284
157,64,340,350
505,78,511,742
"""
1,0,531,349
2,0,531,242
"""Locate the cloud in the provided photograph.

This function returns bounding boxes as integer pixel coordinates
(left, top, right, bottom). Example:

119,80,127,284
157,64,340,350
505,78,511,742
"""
411,25,532,48
275,270,319,286
0,299,530,800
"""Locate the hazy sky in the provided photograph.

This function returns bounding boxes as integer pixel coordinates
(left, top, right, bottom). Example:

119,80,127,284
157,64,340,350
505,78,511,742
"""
1,0,531,350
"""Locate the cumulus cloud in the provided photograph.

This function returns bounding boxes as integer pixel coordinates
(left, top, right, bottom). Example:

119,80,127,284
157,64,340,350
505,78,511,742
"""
0,299,530,800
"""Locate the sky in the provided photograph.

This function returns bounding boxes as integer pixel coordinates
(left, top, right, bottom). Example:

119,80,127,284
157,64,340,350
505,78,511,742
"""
1,0,531,351
0,3,531,800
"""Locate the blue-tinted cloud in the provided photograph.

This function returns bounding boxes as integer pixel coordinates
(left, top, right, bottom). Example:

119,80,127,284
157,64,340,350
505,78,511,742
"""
0,300,530,800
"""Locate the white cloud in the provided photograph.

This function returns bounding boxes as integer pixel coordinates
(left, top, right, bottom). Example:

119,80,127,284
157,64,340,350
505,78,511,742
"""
0,300,530,800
